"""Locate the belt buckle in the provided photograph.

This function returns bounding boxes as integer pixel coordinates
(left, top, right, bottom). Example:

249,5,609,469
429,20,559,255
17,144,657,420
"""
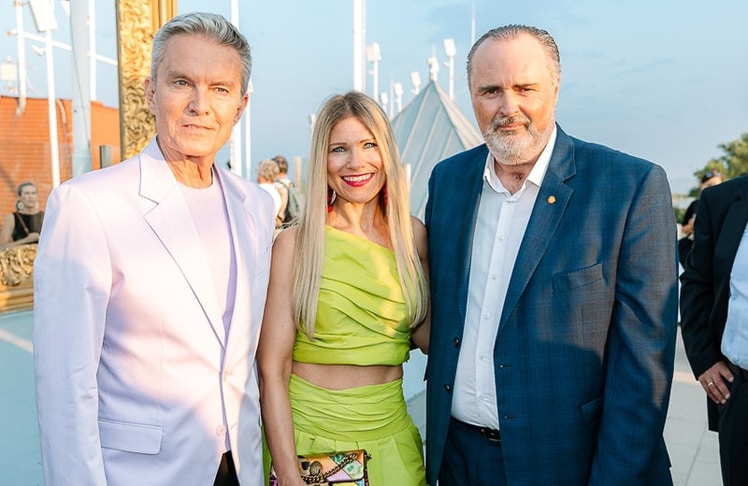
474,425,500,442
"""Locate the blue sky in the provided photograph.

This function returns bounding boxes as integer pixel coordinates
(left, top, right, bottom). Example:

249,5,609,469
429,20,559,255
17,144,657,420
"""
2,0,747,194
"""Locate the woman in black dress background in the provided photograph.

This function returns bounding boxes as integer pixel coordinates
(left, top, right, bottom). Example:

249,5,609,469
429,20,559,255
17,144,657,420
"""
1,181,44,249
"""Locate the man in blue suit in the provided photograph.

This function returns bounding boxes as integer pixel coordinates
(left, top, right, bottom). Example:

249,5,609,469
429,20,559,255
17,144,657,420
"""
425,25,678,485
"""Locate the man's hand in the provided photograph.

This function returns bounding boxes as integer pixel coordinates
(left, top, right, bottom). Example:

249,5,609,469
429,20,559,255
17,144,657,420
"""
698,360,734,404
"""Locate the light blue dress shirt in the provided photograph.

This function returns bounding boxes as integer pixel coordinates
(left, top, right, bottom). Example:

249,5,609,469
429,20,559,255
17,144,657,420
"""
722,221,748,369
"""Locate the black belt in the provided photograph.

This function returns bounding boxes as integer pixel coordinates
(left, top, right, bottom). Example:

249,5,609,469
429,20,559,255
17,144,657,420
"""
728,362,748,381
453,418,501,442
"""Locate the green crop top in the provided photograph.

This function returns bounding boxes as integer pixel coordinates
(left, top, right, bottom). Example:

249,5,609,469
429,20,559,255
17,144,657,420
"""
292,226,413,366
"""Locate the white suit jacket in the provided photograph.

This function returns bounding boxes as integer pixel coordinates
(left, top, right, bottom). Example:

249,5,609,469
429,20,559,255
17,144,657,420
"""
33,139,274,486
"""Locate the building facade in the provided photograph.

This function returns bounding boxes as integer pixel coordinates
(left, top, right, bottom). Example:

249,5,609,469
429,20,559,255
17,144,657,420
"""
0,96,121,213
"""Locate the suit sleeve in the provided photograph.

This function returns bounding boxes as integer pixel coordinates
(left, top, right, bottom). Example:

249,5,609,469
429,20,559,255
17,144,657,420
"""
590,164,679,484
33,183,111,485
679,191,722,378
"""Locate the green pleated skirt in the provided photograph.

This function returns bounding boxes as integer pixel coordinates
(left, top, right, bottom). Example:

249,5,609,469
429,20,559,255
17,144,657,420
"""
283,373,426,486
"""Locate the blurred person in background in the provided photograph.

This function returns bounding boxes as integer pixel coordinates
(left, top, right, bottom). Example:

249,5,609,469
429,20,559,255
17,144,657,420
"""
679,170,723,267
257,158,284,229
0,181,44,249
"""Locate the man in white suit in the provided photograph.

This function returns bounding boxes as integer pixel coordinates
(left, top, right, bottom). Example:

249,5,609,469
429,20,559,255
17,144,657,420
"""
33,12,274,485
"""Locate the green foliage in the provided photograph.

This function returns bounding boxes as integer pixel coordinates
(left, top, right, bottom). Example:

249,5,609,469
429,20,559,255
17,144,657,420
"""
674,206,686,225
693,132,748,185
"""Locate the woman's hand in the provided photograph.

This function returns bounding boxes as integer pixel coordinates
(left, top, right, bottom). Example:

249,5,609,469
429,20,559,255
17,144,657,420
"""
23,232,40,244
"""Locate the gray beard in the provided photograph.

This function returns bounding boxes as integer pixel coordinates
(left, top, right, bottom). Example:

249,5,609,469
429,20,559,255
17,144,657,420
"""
484,117,552,167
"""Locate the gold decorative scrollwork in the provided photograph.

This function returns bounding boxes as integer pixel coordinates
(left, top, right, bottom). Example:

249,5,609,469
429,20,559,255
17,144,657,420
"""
116,0,177,160
0,245,37,287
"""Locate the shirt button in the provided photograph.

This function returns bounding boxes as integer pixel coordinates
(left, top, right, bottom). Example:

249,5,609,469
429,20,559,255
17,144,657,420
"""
499,235,505,241
216,425,227,436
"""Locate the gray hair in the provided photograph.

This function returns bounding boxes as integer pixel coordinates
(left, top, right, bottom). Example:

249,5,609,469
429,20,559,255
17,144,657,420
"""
151,12,251,95
467,25,560,88
257,159,280,181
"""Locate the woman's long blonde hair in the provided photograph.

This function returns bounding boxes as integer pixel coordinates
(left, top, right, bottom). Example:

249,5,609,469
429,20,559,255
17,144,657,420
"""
293,91,428,339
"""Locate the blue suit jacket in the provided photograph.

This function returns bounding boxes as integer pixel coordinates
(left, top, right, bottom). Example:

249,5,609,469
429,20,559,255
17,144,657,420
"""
424,126,678,485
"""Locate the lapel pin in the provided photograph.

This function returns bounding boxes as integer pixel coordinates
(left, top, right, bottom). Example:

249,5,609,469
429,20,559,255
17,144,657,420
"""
547,196,556,204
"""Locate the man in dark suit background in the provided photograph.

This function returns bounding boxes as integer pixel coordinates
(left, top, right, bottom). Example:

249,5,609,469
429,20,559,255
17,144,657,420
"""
680,174,748,485
425,25,678,485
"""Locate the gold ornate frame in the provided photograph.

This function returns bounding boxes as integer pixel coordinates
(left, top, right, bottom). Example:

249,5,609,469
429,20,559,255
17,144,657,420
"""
115,0,177,160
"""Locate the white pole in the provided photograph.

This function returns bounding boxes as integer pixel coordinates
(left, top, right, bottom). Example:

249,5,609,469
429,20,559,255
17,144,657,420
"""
352,0,366,92
292,155,302,189
388,79,394,118
410,71,421,95
366,42,381,101
71,0,91,175
245,79,253,179
428,56,439,82
379,92,388,117
14,0,27,114
393,82,403,114
45,30,60,187
372,59,379,102
471,0,476,46
443,38,456,100
88,0,96,100
229,0,243,177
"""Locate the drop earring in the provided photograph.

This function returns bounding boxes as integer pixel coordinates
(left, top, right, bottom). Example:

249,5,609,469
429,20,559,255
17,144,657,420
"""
327,188,336,212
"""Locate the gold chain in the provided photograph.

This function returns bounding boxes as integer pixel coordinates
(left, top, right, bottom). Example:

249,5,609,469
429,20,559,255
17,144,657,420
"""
300,451,361,483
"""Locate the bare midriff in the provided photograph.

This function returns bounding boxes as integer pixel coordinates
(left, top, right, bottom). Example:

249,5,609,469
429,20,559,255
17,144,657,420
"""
292,361,403,390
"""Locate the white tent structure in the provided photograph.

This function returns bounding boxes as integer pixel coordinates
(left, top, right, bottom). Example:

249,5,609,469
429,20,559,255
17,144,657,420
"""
391,80,483,217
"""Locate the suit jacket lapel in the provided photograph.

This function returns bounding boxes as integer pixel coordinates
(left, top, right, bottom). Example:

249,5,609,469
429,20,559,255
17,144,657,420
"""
215,168,259,355
499,127,575,330
456,146,489,324
138,139,227,346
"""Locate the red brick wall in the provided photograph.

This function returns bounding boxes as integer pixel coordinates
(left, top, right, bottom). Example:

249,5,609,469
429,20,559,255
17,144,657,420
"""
0,96,121,213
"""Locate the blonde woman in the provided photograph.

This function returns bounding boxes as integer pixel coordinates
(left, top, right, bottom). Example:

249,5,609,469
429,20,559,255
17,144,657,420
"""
258,91,429,486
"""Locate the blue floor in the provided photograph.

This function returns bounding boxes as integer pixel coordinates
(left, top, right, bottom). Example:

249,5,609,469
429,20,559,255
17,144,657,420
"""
0,311,42,485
